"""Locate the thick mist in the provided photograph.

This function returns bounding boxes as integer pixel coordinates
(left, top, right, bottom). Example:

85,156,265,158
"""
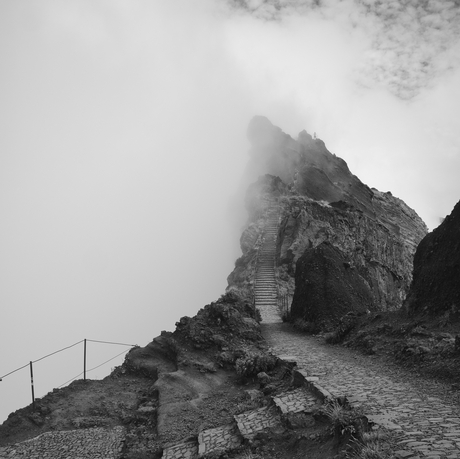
2,0,460,423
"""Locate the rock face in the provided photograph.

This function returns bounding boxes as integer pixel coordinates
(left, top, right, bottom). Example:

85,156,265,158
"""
405,199,460,319
232,116,428,329
291,242,373,329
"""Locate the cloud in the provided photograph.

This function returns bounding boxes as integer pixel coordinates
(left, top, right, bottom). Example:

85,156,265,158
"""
227,0,460,99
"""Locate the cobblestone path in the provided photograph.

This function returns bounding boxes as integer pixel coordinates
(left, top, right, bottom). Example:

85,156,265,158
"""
261,322,460,458
0,426,125,459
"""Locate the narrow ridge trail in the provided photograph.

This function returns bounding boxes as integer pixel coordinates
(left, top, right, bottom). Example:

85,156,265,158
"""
256,207,460,459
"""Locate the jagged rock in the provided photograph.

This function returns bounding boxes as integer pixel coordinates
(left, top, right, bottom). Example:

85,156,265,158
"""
291,242,373,328
405,199,460,319
229,118,428,328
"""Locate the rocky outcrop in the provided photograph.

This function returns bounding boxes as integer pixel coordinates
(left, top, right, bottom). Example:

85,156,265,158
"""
232,116,428,328
291,241,374,329
281,194,421,315
405,199,460,319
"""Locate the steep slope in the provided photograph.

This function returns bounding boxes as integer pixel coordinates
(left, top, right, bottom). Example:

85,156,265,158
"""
405,198,460,319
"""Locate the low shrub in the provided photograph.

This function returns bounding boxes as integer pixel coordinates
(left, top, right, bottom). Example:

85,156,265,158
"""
321,400,369,446
235,351,277,379
349,431,392,458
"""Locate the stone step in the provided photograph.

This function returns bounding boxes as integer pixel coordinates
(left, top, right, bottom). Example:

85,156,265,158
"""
234,406,281,440
198,423,242,457
272,388,320,415
162,440,197,459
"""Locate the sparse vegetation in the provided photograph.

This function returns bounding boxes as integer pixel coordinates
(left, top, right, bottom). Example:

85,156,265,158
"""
348,430,392,459
235,351,277,379
319,399,369,449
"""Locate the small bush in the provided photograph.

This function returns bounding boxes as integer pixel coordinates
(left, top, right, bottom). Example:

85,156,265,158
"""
323,400,355,431
220,288,243,304
349,431,392,459
235,351,277,379
321,400,368,445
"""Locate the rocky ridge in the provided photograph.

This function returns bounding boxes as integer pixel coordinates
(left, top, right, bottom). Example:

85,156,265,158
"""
234,116,427,328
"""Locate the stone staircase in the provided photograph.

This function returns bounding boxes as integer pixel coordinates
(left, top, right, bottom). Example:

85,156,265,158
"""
161,385,320,459
254,208,282,325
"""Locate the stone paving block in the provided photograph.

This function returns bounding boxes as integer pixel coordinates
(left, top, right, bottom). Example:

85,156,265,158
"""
367,413,403,430
273,388,318,414
234,406,281,440
0,427,125,459
162,440,198,459
198,423,242,457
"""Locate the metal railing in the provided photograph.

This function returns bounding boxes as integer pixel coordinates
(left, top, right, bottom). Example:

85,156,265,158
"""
0,338,136,412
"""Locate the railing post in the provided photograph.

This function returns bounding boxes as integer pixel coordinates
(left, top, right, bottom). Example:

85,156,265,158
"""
83,339,87,381
29,361,35,412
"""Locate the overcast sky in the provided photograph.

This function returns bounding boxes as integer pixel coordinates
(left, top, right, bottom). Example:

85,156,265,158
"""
1,0,460,423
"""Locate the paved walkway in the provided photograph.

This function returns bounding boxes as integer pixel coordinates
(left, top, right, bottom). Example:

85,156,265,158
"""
262,323,460,459
0,426,125,459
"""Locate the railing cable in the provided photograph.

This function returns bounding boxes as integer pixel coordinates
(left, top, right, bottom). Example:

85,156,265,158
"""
57,348,128,388
86,339,136,347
